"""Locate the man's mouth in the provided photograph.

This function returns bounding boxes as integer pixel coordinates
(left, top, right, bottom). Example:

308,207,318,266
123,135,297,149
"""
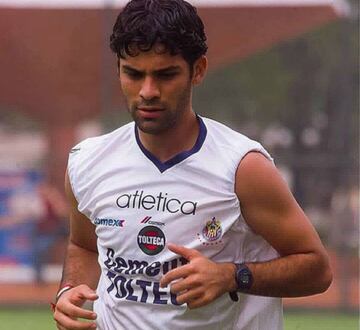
137,107,164,111
137,107,164,119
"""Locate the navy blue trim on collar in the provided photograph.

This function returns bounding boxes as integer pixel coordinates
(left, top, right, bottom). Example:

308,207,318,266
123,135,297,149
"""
135,115,207,173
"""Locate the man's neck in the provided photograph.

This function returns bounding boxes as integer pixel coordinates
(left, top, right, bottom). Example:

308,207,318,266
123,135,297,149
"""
137,111,199,163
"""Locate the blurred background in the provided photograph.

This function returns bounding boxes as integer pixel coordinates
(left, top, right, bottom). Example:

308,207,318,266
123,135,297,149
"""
0,0,358,329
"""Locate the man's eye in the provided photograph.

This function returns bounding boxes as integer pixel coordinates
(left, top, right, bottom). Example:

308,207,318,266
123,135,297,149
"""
158,72,178,79
125,71,143,79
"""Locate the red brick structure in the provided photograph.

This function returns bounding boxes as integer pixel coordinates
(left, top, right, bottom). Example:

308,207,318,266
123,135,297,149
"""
0,1,344,187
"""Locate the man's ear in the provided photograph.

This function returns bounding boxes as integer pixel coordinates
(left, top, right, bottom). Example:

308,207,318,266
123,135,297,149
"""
192,56,208,86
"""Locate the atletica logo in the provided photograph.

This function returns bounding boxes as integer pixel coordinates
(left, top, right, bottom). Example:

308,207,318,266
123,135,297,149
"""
116,190,197,215
94,218,125,227
138,226,166,255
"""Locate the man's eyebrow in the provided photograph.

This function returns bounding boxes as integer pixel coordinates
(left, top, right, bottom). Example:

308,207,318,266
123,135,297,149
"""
121,64,181,74
154,65,181,73
121,65,143,73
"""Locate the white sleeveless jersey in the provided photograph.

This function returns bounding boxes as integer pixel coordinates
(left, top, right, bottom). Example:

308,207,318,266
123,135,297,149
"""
68,116,283,330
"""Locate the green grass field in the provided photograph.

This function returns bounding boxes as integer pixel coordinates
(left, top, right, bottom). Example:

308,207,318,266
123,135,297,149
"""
0,309,357,330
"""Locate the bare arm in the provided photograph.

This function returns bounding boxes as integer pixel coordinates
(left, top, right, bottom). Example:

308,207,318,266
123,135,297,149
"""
234,152,332,297
161,152,332,308
53,171,100,330
60,171,100,289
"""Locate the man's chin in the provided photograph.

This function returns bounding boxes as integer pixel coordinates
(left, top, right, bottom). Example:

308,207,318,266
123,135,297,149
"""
136,120,168,135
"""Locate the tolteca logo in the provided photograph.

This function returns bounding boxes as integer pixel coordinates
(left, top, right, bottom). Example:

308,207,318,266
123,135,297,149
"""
116,190,197,215
138,226,166,255
197,217,223,246
94,218,125,227
141,216,165,226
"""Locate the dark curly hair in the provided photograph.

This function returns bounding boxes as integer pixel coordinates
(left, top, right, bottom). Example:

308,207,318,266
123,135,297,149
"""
110,0,208,69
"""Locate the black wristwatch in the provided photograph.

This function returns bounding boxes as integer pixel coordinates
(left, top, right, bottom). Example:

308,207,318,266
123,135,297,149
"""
229,263,253,302
235,263,253,291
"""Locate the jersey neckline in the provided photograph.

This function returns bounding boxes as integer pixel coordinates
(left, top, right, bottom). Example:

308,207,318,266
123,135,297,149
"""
134,115,207,173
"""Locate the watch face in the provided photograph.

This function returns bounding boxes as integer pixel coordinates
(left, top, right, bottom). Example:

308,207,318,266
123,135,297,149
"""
239,271,251,284
236,265,253,290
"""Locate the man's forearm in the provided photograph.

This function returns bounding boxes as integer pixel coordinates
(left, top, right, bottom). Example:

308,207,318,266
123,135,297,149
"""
60,241,100,290
229,252,332,297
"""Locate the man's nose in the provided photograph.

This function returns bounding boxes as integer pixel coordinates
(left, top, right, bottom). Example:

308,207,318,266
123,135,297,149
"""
139,77,160,100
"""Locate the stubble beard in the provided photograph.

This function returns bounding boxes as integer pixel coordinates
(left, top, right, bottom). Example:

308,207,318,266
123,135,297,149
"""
128,84,192,135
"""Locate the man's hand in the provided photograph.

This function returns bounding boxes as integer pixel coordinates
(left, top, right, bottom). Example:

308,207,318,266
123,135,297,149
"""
53,284,98,330
160,243,236,309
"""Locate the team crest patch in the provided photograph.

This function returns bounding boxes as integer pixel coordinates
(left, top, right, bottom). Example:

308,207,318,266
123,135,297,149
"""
197,217,223,246
137,226,166,255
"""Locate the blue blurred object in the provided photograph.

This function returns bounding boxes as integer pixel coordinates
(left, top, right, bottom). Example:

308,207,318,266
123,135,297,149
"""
0,170,42,266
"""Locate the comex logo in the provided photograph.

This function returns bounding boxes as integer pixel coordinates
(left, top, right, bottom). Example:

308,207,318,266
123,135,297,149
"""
140,216,165,227
95,218,125,227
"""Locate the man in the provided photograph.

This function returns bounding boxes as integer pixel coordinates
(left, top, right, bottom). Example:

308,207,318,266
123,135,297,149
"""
53,0,332,329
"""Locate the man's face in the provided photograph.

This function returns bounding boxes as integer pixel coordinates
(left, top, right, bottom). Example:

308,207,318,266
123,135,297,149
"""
118,45,193,135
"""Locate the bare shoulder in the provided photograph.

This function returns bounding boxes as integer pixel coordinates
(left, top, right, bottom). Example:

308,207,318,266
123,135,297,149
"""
65,170,98,253
235,151,289,205
235,151,325,256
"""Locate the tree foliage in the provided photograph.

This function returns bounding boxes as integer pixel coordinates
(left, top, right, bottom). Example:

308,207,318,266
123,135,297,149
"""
194,8,358,211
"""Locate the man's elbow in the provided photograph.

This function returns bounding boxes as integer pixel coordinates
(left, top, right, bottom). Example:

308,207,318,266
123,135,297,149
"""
314,253,333,294
317,266,333,294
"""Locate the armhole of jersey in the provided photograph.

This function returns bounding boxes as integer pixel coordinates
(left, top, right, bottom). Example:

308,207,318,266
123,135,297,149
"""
67,153,81,205
240,146,274,165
